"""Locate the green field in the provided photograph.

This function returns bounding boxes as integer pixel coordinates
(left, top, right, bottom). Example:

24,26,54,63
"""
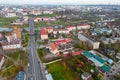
46,61,79,80
0,17,19,27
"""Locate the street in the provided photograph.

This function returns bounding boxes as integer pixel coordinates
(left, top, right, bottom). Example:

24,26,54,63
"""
27,17,44,80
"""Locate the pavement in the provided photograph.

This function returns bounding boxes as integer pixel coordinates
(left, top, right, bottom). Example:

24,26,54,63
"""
27,18,45,80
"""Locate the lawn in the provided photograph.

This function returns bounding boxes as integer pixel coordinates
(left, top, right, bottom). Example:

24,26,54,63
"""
6,52,19,61
46,61,79,80
0,17,19,27
21,33,29,47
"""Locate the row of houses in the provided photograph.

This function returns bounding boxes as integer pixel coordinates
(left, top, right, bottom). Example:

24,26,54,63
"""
33,17,56,22
40,24,90,40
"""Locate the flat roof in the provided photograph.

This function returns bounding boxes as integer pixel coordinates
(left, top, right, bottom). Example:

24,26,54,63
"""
82,51,92,58
100,65,110,72
15,71,25,80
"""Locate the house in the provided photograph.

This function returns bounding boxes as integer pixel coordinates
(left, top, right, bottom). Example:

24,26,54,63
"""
77,24,90,30
81,72,93,80
0,55,5,70
55,38,71,46
46,27,53,33
65,26,76,31
78,33,100,49
29,10,42,15
49,43,59,54
40,28,48,40
43,10,53,14
15,71,26,80
53,29,69,34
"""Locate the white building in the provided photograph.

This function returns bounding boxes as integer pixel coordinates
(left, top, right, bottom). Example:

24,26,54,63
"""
2,40,21,50
77,24,90,30
53,29,69,34
65,26,76,31
5,12,17,17
78,33,100,49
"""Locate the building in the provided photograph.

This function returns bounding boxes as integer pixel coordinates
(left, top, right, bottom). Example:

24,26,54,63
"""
0,26,21,50
77,24,90,30
53,29,69,34
78,33,100,49
46,27,53,33
49,43,59,54
40,28,48,40
81,72,93,80
29,10,42,15
4,12,17,17
1,39,21,50
13,26,21,39
15,71,26,80
0,55,5,70
82,51,110,73
55,38,71,46
65,26,76,31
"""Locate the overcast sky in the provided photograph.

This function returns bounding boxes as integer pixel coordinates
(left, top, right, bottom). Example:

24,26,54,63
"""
0,0,120,5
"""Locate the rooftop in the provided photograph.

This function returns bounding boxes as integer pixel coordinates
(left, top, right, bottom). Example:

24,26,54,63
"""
49,43,57,51
40,28,48,35
15,71,25,80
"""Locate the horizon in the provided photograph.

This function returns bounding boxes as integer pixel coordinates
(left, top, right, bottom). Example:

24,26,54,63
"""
0,0,120,5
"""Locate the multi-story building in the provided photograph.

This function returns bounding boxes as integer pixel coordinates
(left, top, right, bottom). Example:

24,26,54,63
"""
0,26,21,50
78,33,100,49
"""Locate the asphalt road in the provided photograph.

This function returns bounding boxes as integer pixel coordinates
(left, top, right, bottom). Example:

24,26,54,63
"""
27,18,44,80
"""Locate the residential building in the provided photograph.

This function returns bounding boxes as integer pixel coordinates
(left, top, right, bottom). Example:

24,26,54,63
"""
77,24,90,30
46,27,53,33
49,43,59,54
55,38,71,46
1,39,21,50
78,33,100,49
4,12,17,17
29,10,42,15
53,29,69,34
81,72,93,80
0,55,5,70
40,28,48,40
65,26,76,31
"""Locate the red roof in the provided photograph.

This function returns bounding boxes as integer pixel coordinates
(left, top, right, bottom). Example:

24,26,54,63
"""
46,27,53,30
40,28,48,35
62,51,81,57
50,43,57,51
65,26,75,28
72,51,81,56
55,38,71,46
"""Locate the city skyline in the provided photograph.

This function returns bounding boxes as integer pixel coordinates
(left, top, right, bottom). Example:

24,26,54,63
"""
0,0,120,5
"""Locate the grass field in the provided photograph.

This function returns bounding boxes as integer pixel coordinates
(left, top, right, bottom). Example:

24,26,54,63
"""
46,61,79,80
0,17,19,27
